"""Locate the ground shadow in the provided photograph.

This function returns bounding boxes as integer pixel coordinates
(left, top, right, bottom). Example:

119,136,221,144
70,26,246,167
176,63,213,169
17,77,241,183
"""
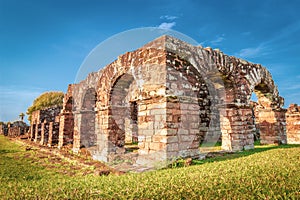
192,144,300,166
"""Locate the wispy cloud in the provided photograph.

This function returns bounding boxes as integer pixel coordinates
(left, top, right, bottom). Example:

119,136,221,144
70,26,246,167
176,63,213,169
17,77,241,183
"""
158,22,176,30
199,34,225,47
210,34,225,46
235,44,269,58
267,21,300,45
283,83,300,90
242,31,251,36
160,15,178,20
0,86,45,122
236,21,300,59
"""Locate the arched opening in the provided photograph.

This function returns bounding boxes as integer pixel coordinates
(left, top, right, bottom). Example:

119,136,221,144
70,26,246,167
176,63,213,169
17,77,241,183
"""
80,88,97,148
249,81,286,145
109,73,139,156
165,52,221,156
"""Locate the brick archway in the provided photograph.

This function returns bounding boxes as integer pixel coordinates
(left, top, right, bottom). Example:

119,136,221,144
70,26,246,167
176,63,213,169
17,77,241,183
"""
219,58,286,150
92,36,226,165
57,35,287,166
94,47,168,163
247,67,286,145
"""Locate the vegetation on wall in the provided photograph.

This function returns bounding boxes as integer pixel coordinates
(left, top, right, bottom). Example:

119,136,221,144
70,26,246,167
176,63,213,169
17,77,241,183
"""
26,91,64,122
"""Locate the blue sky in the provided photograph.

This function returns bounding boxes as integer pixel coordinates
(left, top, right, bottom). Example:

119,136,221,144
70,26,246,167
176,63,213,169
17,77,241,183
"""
1,0,300,122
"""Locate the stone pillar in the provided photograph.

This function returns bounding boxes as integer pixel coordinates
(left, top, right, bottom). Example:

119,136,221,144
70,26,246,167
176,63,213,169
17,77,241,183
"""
72,112,81,152
48,122,54,146
34,124,39,142
40,122,45,145
58,114,65,148
166,96,200,159
92,109,110,162
221,106,255,151
30,124,35,140
136,98,168,165
256,108,287,144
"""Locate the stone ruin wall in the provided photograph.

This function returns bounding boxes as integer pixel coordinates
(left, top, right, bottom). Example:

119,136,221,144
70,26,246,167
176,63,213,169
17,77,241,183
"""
286,104,300,144
3,35,297,168
30,106,61,146
0,121,28,137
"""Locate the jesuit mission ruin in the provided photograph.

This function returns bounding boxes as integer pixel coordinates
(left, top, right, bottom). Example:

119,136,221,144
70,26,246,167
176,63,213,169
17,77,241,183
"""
1,35,300,168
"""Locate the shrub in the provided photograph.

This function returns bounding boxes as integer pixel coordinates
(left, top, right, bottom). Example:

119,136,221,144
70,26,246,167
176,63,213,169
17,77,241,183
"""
26,91,64,122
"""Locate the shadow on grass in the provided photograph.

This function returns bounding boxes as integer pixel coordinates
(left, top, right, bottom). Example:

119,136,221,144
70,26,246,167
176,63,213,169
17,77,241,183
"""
192,144,300,165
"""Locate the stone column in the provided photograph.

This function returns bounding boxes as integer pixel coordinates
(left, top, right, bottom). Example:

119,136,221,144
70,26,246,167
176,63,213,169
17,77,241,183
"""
166,96,200,159
135,98,168,166
34,124,39,143
72,112,81,153
220,106,255,151
48,122,54,146
92,108,110,162
40,122,45,145
58,115,64,148
30,124,34,140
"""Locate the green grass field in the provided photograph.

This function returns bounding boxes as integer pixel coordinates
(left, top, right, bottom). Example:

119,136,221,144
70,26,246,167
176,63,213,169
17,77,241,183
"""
0,135,299,199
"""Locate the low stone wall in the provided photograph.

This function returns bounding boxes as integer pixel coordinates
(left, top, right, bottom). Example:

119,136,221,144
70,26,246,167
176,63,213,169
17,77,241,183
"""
286,104,300,144
31,106,62,124
8,127,19,137
1,121,29,137
38,122,60,146
30,106,62,146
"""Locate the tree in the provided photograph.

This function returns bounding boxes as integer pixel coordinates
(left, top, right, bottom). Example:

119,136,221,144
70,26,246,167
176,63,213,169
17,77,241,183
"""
27,91,64,122
19,112,25,121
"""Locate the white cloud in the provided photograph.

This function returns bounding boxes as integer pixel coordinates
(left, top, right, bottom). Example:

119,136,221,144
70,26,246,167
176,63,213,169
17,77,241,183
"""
158,22,176,30
160,15,178,20
235,44,269,58
210,34,225,46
